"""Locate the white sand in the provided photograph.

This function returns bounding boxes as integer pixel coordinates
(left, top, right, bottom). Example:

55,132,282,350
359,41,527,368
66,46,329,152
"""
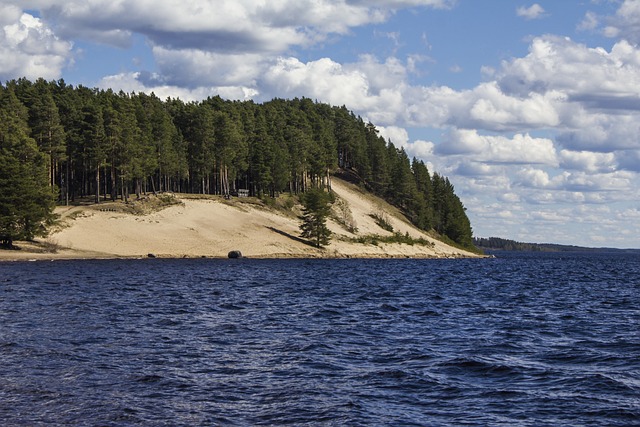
1,177,480,261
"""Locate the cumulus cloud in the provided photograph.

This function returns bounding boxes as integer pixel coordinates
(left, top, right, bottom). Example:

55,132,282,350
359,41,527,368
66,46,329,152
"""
5,0,640,246
3,0,454,95
402,81,563,131
435,130,558,166
24,0,451,53
486,35,640,151
404,139,435,160
578,11,599,32
497,36,640,104
260,55,409,124
152,46,265,88
98,72,258,101
262,57,371,105
601,0,640,43
516,4,545,20
515,167,633,193
559,150,617,173
0,7,72,81
377,125,409,147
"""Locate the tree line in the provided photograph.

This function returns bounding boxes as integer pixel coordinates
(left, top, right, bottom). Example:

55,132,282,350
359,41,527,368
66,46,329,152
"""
0,78,473,249
473,237,632,253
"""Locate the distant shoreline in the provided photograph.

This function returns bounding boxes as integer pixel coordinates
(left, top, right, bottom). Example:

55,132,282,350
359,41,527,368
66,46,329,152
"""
474,237,639,253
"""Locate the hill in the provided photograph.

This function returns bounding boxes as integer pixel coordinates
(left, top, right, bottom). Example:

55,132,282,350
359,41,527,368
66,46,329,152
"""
0,177,480,261
1,79,474,252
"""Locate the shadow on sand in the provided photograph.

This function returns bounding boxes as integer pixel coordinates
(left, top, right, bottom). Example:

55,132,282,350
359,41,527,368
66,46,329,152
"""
266,226,317,248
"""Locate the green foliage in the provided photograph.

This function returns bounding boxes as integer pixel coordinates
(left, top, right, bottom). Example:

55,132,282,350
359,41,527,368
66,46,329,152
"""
370,211,394,232
299,188,333,248
0,78,476,250
332,196,358,233
0,86,56,248
472,237,606,253
351,232,434,247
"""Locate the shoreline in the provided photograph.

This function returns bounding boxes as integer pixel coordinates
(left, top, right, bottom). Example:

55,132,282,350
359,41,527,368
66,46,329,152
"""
1,178,482,263
0,246,482,262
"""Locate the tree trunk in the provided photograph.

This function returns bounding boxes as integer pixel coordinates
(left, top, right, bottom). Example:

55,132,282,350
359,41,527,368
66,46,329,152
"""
150,175,157,195
95,164,100,203
65,160,70,206
110,163,117,201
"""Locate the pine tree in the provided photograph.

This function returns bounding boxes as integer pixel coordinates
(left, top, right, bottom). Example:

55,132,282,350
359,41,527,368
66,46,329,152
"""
0,87,55,248
299,188,333,248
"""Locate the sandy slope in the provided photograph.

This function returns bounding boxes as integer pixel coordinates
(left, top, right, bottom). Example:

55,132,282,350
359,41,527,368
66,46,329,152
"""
0,177,480,261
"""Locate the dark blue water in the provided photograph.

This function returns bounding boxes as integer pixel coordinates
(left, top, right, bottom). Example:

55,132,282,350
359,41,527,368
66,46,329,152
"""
1,252,639,426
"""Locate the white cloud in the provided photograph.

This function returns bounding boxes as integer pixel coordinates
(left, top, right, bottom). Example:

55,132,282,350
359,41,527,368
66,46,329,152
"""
5,0,640,247
2,0,454,94
498,37,640,102
404,139,435,160
261,55,409,124
579,11,599,31
435,129,558,166
455,161,497,177
152,46,265,88
601,0,640,43
559,150,617,173
516,4,545,20
262,56,371,106
98,72,258,101
499,193,521,203
0,9,73,81
377,125,409,147
515,167,634,193
401,82,563,131
20,0,451,53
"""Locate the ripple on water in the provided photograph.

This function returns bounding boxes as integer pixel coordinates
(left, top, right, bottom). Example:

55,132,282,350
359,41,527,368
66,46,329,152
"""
0,253,638,426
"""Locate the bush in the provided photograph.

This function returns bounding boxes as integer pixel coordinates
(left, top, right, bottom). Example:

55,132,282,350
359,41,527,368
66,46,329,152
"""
370,210,393,232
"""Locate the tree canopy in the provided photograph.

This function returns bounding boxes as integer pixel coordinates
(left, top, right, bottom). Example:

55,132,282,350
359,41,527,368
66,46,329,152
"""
300,188,333,248
0,78,475,249
0,84,55,248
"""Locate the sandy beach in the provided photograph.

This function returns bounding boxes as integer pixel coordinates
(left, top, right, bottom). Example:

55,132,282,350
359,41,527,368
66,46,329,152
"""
0,178,480,261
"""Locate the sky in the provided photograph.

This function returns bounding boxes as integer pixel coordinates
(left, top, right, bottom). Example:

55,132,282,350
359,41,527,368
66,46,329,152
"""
1,0,640,248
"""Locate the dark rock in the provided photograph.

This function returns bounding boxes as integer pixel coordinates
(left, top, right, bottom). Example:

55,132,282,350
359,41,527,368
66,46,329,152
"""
228,250,243,259
147,253,157,258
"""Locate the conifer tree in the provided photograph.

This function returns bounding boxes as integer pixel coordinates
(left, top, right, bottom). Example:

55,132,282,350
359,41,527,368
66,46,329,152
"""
0,87,55,248
0,78,476,250
299,188,333,248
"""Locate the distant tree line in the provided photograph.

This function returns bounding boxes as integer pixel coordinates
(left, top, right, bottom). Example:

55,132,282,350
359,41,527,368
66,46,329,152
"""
0,78,474,248
473,237,545,252
472,237,625,252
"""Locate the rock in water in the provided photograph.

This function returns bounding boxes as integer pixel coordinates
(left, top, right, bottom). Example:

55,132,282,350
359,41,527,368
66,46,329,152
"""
228,250,242,259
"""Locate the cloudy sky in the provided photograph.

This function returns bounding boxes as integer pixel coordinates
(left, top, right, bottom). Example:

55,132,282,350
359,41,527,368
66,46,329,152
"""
2,0,640,248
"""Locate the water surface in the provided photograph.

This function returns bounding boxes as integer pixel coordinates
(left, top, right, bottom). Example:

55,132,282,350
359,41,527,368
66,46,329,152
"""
1,253,639,425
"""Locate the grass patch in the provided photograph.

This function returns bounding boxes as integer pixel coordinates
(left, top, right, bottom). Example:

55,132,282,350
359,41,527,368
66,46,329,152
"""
349,232,434,247
125,193,183,215
370,211,394,232
331,196,358,233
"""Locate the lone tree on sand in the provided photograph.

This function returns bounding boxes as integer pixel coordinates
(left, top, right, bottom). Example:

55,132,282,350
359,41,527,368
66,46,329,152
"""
300,188,333,248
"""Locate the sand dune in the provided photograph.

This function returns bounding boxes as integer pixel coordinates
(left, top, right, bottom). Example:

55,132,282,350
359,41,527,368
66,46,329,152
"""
1,177,479,261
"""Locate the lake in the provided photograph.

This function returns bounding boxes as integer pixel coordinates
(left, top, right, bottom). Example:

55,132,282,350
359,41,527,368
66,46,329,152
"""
1,252,639,426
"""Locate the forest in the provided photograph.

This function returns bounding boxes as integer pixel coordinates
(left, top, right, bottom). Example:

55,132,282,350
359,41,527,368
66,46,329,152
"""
0,78,473,249
472,237,638,253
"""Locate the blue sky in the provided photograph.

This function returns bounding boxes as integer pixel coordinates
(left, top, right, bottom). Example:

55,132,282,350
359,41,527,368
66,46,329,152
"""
2,0,640,248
